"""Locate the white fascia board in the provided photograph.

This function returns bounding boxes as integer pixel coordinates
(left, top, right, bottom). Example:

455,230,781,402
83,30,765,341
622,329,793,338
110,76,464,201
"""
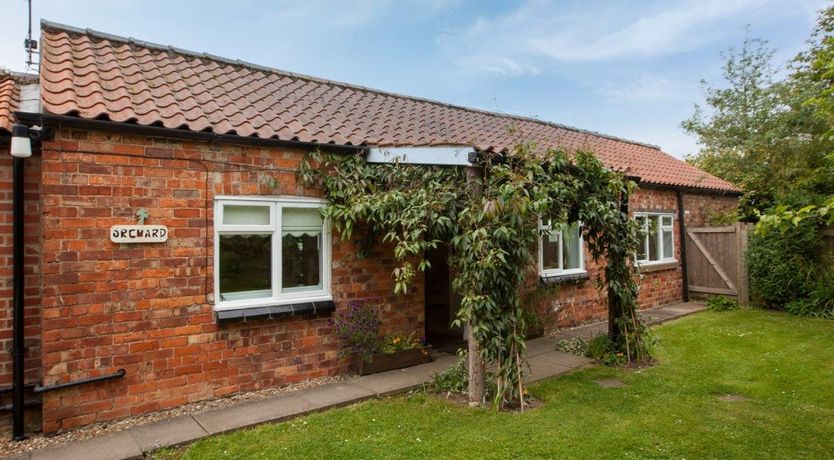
365,146,475,166
18,84,42,114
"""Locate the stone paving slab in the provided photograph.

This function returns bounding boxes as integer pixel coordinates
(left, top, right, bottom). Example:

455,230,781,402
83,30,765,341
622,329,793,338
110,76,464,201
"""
30,431,142,460
130,414,207,452
296,381,376,409
193,393,316,435
350,368,427,396
525,352,591,383
10,302,705,460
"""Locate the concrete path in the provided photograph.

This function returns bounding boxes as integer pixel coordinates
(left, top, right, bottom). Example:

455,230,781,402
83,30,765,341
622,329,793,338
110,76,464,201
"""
12,301,705,460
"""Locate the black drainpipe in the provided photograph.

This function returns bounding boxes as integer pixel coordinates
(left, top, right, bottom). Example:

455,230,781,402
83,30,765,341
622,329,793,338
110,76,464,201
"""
12,154,26,441
676,190,690,302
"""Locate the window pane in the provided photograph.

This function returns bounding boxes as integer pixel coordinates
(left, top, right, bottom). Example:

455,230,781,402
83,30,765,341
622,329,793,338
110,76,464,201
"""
648,216,659,261
282,208,323,292
283,207,323,234
542,231,560,270
561,223,582,270
219,234,272,301
662,230,674,259
661,215,673,227
223,205,270,225
636,216,647,260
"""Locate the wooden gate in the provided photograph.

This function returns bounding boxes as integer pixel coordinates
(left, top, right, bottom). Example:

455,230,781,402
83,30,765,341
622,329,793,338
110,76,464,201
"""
685,223,752,304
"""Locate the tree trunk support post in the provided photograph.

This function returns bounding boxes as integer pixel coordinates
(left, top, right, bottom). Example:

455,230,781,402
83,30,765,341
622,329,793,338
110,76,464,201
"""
465,165,486,407
608,189,630,344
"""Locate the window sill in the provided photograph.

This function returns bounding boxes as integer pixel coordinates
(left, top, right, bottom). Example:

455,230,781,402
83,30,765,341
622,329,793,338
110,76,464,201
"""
539,271,589,285
637,261,678,273
215,300,336,325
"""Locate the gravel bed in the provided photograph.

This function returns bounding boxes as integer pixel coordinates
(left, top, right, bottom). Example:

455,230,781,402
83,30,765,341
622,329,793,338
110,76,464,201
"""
0,375,343,457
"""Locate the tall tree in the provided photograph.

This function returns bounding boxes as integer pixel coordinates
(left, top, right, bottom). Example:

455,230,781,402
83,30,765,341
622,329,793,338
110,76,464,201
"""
682,22,834,220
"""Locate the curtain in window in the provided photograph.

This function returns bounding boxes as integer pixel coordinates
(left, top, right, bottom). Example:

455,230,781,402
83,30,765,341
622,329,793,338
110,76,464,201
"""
561,222,582,270
282,208,322,291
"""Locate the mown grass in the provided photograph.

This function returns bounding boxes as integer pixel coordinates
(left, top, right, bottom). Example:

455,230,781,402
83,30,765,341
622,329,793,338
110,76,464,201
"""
158,309,834,459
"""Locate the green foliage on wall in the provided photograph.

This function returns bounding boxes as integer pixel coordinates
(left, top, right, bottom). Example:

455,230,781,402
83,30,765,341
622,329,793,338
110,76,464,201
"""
299,141,648,408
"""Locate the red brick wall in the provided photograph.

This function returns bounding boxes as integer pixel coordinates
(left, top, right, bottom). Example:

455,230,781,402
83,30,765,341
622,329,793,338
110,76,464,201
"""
535,188,739,329
0,140,43,434
0,143,42,386
36,129,423,432
0,126,739,434
683,192,739,227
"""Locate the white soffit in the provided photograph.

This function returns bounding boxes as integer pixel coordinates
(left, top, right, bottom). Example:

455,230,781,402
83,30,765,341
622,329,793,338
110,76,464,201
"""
365,146,475,166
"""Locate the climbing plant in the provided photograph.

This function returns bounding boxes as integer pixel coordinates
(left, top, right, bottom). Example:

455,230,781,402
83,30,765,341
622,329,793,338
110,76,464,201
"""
299,141,649,409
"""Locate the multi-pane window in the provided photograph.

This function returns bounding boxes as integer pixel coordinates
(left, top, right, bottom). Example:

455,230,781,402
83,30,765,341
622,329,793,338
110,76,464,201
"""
635,213,675,264
539,221,585,277
214,197,330,310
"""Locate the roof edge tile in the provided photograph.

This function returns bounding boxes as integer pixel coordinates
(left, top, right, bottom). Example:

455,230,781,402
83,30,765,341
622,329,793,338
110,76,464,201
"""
40,19,663,152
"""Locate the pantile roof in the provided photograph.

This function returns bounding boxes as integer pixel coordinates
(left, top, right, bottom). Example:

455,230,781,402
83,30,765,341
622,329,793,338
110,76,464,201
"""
0,75,21,134
1,71,38,134
37,20,738,192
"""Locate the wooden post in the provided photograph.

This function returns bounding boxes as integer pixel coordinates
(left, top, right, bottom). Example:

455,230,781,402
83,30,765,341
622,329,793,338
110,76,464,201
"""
465,166,486,407
735,222,750,306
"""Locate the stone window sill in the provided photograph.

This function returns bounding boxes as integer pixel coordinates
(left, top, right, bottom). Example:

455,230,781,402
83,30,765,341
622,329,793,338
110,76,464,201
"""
637,261,679,273
215,300,336,325
539,271,590,285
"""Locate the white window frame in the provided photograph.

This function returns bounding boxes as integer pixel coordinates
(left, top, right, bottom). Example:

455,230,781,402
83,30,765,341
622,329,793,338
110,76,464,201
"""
538,220,586,278
214,196,332,311
634,212,676,266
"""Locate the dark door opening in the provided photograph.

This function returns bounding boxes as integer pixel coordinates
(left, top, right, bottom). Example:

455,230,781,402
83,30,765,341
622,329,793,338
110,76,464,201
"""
424,243,464,350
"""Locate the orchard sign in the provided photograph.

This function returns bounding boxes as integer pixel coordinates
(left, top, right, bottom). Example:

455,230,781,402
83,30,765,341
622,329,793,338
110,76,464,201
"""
110,208,168,243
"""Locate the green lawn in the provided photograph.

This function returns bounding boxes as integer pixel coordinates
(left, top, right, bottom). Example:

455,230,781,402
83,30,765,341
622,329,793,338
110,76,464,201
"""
160,310,834,459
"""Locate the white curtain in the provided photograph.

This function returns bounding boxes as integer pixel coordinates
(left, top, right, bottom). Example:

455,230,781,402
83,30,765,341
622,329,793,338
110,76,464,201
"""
282,208,323,236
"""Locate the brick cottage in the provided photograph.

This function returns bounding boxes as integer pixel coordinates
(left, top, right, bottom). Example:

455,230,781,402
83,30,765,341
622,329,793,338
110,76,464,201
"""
0,20,739,435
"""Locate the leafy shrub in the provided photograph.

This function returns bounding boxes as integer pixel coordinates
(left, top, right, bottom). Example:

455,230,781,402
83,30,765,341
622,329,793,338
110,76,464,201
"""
430,350,498,398
705,208,739,226
555,336,589,356
747,220,820,308
587,334,626,366
521,308,542,337
808,265,834,317
331,299,383,362
784,266,834,319
707,295,739,312
430,351,469,395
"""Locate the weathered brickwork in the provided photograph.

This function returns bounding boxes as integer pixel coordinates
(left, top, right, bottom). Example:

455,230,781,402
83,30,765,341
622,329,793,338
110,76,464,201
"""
683,192,740,227
35,129,423,432
0,127,738,433
0,143,43,433
0,146,42,386
536,187,738,329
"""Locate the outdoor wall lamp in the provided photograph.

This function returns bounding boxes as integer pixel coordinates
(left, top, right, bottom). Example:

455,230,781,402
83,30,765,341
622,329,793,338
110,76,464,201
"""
10,124,32,158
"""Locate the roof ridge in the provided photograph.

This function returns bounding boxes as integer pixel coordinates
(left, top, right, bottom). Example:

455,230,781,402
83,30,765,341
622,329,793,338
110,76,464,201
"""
0,68,39,84
40,19,662,152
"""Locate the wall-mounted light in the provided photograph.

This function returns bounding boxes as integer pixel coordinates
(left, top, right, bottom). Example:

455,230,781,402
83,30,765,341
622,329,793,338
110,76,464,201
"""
10,124,31,158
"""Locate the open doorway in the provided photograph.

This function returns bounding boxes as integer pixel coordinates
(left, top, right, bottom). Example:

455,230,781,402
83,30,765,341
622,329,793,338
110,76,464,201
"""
424,243,464,349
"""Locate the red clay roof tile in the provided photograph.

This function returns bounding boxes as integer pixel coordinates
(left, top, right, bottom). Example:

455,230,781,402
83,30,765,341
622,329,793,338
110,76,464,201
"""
37,21,738,192
0,77,19,134
0,71,38,134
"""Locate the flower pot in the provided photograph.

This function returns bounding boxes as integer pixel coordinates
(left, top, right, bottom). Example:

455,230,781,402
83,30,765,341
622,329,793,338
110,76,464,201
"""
350,346,433,375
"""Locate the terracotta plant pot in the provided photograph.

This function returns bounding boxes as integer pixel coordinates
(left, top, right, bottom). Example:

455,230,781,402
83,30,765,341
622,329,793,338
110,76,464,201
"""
350,346,433,375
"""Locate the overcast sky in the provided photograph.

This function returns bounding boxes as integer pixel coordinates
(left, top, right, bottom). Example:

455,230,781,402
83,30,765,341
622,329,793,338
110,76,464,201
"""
0,0,826,157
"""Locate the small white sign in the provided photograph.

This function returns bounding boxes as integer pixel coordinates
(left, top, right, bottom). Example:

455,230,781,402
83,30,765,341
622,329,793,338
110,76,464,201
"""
110,225,169,243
